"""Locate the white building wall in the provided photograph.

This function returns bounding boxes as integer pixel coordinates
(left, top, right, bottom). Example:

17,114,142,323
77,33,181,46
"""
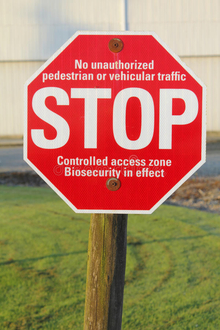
0,0,219,136
0,61,43,136
0,0,125,61
127,0,220,56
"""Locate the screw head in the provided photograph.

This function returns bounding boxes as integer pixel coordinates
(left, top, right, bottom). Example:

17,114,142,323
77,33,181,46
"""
108,38,124,53
106,178,121,191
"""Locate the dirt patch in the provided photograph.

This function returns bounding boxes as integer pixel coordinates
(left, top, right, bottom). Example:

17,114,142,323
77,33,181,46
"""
1,172,220,214
167,176,220,214
0,171,46,186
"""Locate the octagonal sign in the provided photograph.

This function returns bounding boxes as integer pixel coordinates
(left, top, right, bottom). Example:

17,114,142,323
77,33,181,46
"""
24,31,206,214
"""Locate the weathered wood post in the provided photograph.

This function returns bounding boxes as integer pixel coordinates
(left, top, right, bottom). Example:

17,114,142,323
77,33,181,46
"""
84,214,128,330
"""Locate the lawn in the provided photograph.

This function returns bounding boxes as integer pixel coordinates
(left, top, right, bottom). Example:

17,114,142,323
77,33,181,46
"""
0,185,220,329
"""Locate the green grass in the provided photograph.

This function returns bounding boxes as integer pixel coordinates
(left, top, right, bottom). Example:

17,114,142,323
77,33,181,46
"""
0,185,220,329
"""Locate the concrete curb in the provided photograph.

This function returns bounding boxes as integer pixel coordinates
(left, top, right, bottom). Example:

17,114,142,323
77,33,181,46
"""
0,139,23,147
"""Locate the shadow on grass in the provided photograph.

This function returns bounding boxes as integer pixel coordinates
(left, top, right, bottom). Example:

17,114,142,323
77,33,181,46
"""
0,250,87,266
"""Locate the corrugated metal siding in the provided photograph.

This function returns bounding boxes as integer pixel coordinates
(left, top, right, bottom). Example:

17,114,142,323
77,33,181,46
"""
2,0,219,60
127,0,220,56
0,61,43,135
0,0,125,61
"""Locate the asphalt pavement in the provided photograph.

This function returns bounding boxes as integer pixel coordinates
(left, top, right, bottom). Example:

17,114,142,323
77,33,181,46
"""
0,139,219,177
0,146,29,173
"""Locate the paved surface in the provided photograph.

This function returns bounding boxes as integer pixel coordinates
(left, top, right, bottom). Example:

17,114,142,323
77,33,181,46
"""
0,146,30,173
0,142,219,177
194,154,220,177
197,141,220,177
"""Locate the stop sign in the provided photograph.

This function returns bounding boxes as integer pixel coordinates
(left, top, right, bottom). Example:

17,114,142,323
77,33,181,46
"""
24,31,206,214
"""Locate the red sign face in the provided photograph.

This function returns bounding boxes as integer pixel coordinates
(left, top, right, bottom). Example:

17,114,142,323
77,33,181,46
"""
24,32,206,213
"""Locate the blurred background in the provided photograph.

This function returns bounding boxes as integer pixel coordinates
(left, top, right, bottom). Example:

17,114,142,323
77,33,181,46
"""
0,0,220,138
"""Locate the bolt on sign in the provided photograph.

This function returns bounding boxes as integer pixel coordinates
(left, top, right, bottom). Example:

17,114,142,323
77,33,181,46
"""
24,32,206,214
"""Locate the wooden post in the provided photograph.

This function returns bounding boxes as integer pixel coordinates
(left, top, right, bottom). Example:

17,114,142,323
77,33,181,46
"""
84,213,128,330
